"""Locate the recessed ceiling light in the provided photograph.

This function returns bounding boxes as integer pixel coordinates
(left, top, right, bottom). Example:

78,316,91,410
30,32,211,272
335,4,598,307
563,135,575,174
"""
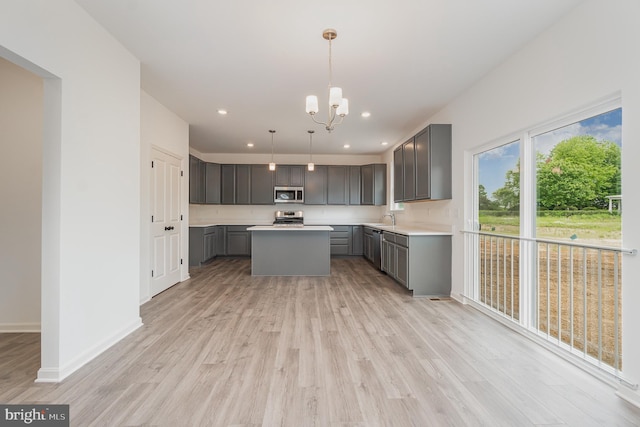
381,141,389,146
247,143,254,147
217,109,228,115
361,112,371,118
343,144,350,149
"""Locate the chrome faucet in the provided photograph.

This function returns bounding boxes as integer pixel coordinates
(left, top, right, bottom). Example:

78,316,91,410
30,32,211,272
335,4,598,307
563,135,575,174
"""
382,212,396,226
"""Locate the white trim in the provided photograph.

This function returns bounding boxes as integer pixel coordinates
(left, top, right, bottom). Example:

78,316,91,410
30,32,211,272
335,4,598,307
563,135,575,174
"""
35,317,143,383
617,387,640,410
528,94,622,138
0,323,41,333
151,144,184,161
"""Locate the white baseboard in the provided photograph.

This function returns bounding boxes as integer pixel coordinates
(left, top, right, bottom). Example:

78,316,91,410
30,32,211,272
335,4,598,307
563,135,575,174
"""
617,387,640,410
0,322,41,333
36,317,143,383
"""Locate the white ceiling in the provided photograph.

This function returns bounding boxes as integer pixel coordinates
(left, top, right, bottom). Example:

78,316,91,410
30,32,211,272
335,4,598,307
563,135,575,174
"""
75,0,583,155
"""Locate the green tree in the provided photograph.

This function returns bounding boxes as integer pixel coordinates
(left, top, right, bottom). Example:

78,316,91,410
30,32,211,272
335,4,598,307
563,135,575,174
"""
492,161,520,211
537,136,620,210
479,184,499,210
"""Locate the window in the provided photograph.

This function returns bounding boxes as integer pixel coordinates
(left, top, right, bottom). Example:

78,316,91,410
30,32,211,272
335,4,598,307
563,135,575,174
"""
468,101,625,374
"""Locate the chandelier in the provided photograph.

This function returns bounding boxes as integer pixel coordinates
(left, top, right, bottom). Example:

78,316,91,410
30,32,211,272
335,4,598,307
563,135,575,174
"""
305,29,349,133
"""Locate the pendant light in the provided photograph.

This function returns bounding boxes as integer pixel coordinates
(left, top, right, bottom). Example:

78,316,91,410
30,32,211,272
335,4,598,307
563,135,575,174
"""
269,129,276,171
307,130,315,171
305,28,349,133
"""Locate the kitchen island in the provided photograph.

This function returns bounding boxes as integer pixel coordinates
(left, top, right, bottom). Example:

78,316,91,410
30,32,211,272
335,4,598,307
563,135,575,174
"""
247,225,333,276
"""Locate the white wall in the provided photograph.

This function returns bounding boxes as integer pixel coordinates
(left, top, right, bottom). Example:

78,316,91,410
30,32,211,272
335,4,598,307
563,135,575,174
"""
385,0,640,407
0,1,142,381
0,57,42,332
140,91,190,303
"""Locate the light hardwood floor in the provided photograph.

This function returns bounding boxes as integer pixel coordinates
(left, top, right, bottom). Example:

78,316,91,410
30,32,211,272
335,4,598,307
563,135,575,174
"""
2,257,640,426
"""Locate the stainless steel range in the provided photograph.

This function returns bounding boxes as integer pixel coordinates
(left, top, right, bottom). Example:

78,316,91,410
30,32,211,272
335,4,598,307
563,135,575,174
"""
273,210,304,227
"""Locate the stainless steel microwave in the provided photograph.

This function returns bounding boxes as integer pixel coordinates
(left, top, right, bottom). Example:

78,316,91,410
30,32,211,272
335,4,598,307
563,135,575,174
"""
274,186,304,203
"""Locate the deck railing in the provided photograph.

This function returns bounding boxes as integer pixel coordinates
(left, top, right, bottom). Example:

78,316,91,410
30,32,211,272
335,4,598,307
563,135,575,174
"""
464,230,636,376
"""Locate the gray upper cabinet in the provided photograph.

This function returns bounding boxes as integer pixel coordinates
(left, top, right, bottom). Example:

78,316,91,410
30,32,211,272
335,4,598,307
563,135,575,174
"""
221,164,236,204
403,138,416,201
205,162,221,204
349,166,361,205
395,124,451,202
275,165,305,187
221,164,251,204
393,148,403,203
415,124,452,200
189,155,206,204
250,164,274,205
236,165,251,204
194,161,386,206
327,166,348,205
304,165,327,205
361,164,386,206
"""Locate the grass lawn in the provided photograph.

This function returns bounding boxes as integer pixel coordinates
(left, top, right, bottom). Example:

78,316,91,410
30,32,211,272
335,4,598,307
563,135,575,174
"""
479,211,622,245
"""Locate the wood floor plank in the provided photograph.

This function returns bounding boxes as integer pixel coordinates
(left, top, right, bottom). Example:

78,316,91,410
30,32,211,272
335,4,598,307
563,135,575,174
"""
1,257,640,426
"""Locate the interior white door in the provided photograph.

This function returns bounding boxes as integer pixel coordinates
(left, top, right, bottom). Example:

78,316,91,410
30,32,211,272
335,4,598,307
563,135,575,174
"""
151,148,182,296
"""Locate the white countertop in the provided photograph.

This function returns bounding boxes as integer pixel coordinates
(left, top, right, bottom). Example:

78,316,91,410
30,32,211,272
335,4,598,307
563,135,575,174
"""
190,222,452,236
361,223,453,236
190,221,272,227
247,225,333,231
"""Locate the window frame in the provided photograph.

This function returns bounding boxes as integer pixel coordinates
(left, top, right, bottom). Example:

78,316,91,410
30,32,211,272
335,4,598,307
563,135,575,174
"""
466,95,622,330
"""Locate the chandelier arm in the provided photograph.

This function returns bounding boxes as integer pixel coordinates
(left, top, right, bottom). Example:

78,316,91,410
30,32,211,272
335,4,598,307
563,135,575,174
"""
309,114,330,128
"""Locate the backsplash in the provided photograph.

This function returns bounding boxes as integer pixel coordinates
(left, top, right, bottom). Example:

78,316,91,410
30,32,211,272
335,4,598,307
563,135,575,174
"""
190,204,387,225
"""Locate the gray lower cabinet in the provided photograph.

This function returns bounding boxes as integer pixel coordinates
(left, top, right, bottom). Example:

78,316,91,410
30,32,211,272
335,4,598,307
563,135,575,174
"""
305,165,327,205
189,226,216,266
381,231,451,296
215,225,226,256
250,164,274,205
351,226,363,255
329,225,350,255
226,225,252,256
363,227,375,263
329,225,363,256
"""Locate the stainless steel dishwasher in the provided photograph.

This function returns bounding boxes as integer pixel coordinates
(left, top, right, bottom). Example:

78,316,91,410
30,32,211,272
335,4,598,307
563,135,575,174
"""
372,229,383,270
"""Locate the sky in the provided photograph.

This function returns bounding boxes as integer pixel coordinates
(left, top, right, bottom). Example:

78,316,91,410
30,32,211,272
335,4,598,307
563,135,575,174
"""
479,108,622,199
